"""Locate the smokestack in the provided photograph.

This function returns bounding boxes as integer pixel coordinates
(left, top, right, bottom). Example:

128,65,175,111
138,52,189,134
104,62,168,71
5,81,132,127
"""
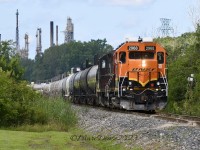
16,9,20,52
50,21,54,47
56,25,58,46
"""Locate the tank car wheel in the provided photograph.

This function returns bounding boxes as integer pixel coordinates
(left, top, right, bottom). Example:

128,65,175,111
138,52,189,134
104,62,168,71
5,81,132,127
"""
147,110,156,114
94,96,100,106
74,97,80,104
87,97,94,105
82,98,87,104
98,94,105,107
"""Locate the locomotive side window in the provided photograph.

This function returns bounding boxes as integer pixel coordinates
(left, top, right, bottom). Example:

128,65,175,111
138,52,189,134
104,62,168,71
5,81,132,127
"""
119,52,126,63
157,52,164,64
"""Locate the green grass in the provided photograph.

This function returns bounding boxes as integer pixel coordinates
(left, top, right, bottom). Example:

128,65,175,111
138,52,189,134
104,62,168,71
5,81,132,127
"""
0,129,94,150
0,129,141,150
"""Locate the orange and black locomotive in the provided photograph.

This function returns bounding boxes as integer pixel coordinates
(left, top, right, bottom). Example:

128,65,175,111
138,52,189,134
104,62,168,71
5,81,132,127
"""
97,37,168,110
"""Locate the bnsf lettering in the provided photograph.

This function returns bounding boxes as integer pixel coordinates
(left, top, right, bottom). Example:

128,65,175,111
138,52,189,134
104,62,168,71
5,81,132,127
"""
132,68,155,72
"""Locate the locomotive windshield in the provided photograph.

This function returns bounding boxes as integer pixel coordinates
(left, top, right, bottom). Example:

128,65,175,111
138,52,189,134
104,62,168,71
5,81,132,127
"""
129,52,154,59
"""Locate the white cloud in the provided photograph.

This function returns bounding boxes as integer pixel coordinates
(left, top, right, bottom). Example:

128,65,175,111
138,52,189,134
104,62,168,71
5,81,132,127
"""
91,0,156,6
0,0,15,2
108,0,155,6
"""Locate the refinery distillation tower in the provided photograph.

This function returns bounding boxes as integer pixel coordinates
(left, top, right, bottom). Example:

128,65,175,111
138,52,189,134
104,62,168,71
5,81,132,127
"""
64,17,74,43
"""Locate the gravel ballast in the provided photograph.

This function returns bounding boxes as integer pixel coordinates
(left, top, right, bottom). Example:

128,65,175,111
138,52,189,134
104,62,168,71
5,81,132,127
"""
72,104,200,150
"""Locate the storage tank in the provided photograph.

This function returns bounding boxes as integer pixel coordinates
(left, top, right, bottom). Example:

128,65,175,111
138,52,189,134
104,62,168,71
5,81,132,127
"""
79,67,91,93
69,73,77,95
87,65,98,92
43,83,51,96
73,71,82,94
62,74,74,97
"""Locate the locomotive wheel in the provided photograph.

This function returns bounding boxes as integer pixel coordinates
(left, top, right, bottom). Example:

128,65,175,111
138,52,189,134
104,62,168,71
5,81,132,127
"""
98,94,105,107
87,97,94,105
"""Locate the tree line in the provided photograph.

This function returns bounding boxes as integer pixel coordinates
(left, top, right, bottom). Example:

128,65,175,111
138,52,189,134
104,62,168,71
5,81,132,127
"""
155,25,200,115
20,39,113,82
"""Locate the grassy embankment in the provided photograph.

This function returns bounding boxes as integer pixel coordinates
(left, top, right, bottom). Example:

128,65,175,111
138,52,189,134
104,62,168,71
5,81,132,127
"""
0,98,141,150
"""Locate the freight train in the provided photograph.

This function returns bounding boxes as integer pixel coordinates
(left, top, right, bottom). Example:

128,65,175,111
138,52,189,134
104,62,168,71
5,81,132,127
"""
32,37,168,111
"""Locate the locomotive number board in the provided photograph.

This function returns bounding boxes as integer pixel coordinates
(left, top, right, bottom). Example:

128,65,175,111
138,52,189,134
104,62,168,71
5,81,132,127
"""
145,46,156,51
128,46,139,51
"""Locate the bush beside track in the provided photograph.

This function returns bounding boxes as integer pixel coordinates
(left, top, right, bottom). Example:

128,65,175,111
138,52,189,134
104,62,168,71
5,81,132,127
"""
0,70,76,130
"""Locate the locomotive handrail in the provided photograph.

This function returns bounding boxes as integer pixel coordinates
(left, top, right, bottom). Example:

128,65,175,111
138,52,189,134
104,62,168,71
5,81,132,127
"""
118,61,123,97
120,71,128,96
160,71,168,96
105,73,115,98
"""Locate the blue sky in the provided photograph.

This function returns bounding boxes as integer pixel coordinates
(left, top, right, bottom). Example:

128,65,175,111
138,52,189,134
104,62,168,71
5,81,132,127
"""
0,0,197,59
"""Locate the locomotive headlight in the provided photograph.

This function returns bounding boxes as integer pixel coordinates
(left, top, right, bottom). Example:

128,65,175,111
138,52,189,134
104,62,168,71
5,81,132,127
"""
142,60,146,67
157,82,160,86
129,81,132,85
123,88,126,91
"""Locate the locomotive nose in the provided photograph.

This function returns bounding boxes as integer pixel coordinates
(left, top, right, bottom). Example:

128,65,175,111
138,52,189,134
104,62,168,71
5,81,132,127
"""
128,60,158,87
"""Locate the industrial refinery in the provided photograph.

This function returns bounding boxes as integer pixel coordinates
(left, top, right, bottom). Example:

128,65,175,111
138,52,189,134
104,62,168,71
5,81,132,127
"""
14,10,75,59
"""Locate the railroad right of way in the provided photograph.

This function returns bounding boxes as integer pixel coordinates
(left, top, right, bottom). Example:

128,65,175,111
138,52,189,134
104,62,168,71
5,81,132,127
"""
72,104,200,150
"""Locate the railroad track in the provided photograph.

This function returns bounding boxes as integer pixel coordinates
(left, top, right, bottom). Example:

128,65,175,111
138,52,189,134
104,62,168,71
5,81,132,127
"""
153,112,200,127
73,103,200,127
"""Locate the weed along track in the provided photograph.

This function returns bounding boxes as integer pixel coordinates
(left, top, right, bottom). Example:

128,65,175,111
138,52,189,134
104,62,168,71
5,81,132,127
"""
72,104,200,150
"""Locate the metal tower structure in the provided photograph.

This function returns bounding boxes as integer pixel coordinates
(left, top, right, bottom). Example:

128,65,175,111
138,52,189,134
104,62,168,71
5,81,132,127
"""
159,18,174,37
19,33,29,59
24,33,29,58
64,17,74,43
16,9,20,52
36,28,42,56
